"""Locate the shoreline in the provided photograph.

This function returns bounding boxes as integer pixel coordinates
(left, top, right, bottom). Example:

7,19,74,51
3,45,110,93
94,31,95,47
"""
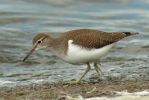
0,80,149,100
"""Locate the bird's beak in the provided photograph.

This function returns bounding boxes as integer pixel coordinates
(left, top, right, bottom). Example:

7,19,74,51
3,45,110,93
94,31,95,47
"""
23,44,38,62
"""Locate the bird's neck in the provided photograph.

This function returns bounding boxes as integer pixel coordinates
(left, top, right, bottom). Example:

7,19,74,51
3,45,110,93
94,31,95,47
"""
47,36,66,57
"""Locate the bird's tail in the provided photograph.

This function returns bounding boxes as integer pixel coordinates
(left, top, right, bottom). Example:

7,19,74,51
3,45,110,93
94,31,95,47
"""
122,32,139,36
110,31,139,43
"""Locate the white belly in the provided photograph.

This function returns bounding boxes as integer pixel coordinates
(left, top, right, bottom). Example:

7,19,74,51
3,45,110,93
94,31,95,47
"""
63,40,114,64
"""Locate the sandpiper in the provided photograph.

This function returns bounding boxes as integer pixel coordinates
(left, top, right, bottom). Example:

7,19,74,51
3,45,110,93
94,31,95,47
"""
23,29,138,83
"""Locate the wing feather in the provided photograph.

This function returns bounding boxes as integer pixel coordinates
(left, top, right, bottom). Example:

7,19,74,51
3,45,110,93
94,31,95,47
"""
61,29,128,49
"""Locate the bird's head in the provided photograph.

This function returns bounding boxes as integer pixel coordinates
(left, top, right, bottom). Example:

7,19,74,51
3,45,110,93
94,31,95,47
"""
23,33,49,62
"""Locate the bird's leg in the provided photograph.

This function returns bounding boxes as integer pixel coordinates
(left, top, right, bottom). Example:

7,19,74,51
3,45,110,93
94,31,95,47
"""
94,62,102,76
76,63,91,83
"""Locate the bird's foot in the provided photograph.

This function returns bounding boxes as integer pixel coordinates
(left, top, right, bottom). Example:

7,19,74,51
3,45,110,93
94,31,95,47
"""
98,71,102,76
65,79,81,85
94,70,102,77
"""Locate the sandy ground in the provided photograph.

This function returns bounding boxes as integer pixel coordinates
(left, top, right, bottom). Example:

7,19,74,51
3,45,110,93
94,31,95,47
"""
0,80,149,100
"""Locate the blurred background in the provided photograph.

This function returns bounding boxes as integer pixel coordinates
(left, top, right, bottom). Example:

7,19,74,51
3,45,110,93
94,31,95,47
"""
0,0,149,87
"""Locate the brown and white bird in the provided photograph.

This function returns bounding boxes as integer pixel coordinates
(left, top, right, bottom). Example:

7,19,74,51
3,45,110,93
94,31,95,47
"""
23,29,138,83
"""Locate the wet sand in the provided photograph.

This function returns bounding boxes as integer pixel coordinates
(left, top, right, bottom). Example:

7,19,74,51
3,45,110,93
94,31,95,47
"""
0,80,149,100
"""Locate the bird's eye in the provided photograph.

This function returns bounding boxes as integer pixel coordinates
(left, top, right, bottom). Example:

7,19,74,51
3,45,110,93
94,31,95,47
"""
37,40,42,44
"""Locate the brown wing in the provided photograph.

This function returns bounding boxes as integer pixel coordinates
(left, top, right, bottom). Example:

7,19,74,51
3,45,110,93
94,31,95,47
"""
61,29,137,49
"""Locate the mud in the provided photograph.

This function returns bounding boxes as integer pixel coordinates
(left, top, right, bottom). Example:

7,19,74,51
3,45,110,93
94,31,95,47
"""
0,80,149,100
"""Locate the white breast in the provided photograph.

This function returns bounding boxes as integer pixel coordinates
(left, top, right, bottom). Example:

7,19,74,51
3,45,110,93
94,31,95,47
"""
63,40,114,64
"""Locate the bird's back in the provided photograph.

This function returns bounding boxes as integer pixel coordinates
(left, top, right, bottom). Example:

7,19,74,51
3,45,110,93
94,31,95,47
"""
60,29,137,49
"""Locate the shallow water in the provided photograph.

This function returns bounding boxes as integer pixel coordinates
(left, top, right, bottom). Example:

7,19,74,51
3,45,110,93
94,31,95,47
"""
0,0,149,87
